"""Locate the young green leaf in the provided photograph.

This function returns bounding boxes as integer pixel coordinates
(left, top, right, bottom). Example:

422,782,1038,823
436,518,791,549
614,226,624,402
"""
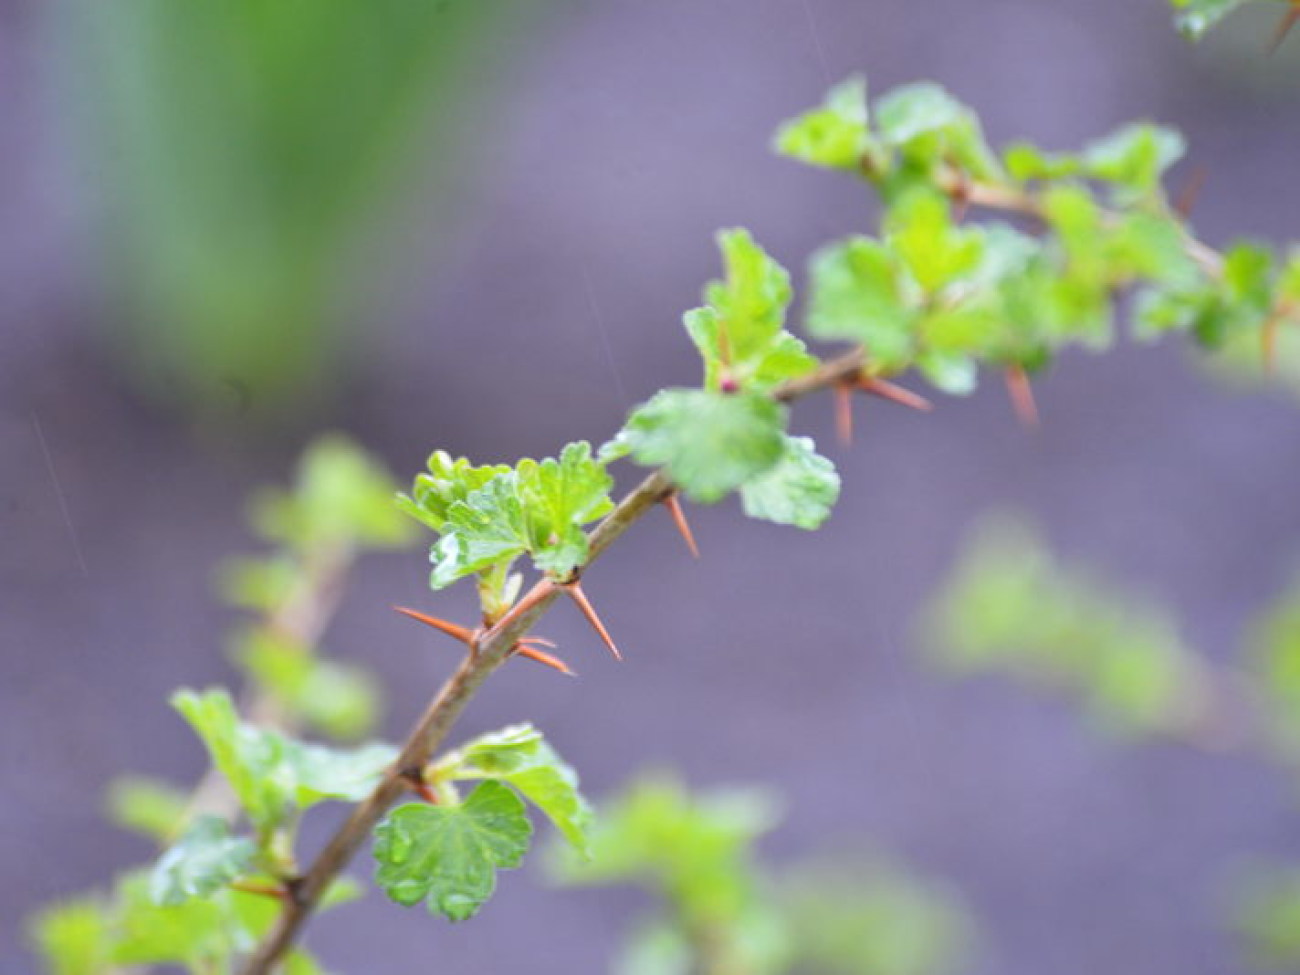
604,389,788,503
517,441,616,577
373,781,533,921
173,688,396,833
429,473,531,588
251,435,414,552
397,451,512,534
740,436,840,530
104,775,191,842
772,74,872,171
150,815,258,906
1082,123,1185,200
231,624,381,740
684,230,817,393
438,724,593,853
27,899,114,975
805,236,917,368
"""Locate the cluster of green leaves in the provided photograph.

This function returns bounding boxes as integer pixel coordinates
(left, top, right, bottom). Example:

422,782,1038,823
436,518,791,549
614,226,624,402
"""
601,229,840,524
27,438,415,975
221,435,415,739
551,774,972,975
775,76,1299,397
924,518,1300,971
397,441,615,598
372,724,590,922
28,686,390,975
30,869,359,975
921,516,1213,736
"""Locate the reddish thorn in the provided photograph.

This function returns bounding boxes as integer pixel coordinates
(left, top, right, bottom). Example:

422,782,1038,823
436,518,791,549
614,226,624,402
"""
518,635,558,649
1004,366,1040,430
1173,165,1207,221
1263,314,1279,376
662,493,700,559
834,381,855,445
393,606,475,646
1270,2,1300,53
230,880,290,901
564,581,623,661
514,642,578,677
400,767,440,804
855,375,934,412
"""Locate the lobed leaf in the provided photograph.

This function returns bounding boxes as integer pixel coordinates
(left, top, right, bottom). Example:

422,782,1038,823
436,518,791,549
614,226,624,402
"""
438,723,593,853
772,74,872,171
373,781,532,921
603,389,788,503
740,436,840,530
684,229,817,393
149,816,258,906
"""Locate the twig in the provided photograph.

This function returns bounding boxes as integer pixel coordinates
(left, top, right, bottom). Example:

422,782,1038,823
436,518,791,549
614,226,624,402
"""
238,349,869,974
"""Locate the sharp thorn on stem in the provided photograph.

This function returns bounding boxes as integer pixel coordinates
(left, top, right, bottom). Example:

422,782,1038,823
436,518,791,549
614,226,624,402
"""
1263,313,1280,376
662,492,700,559
1174,165,1207,221
834,381,855,445
563,581,623,661
1004,365,1040,430
399,767,440,805
393,606,475,646
514,641,578,676
855,374,933,412
1270,1,1300,53
518,634,557,648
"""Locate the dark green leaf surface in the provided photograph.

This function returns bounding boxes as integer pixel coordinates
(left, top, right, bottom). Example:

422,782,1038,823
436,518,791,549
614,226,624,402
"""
373,781,532,921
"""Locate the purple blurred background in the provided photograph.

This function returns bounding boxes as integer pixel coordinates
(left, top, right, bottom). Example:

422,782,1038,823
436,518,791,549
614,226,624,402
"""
4,1,1300,972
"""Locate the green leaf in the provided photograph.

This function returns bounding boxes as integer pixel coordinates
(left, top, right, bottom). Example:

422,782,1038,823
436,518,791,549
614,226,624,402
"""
173,688,396,833
517,441,615,577
438,724,593,853
873,82,1000,178
886,191,985,293
373,781,533,921
105,775,190,842
805,236,917,368
173,687,291,833
1002,142,1081,182
27,899,114,975
1082,123,1185,199
232,623,381,740
429,472,530,589
604,390,787,503
251,435,414,552
1170,0,1255,38
684,230,816,393
397,451,512,534
150,815,258,906
740,436,840,530
773,74,873,171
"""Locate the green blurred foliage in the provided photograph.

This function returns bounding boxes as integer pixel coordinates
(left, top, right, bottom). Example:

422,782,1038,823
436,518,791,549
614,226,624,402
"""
552,774,973,975
921,515,1213,737
51,0,545,414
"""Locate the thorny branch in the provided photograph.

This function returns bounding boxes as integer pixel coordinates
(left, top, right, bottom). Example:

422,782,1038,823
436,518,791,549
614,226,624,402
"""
241,158,1247,970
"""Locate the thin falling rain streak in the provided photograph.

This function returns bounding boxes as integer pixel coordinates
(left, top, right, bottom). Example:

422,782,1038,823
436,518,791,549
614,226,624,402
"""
579,261,630,408
31,413,89,577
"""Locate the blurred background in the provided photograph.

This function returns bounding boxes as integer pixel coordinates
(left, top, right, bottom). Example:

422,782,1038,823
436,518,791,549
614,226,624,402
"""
4,0,1300,972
